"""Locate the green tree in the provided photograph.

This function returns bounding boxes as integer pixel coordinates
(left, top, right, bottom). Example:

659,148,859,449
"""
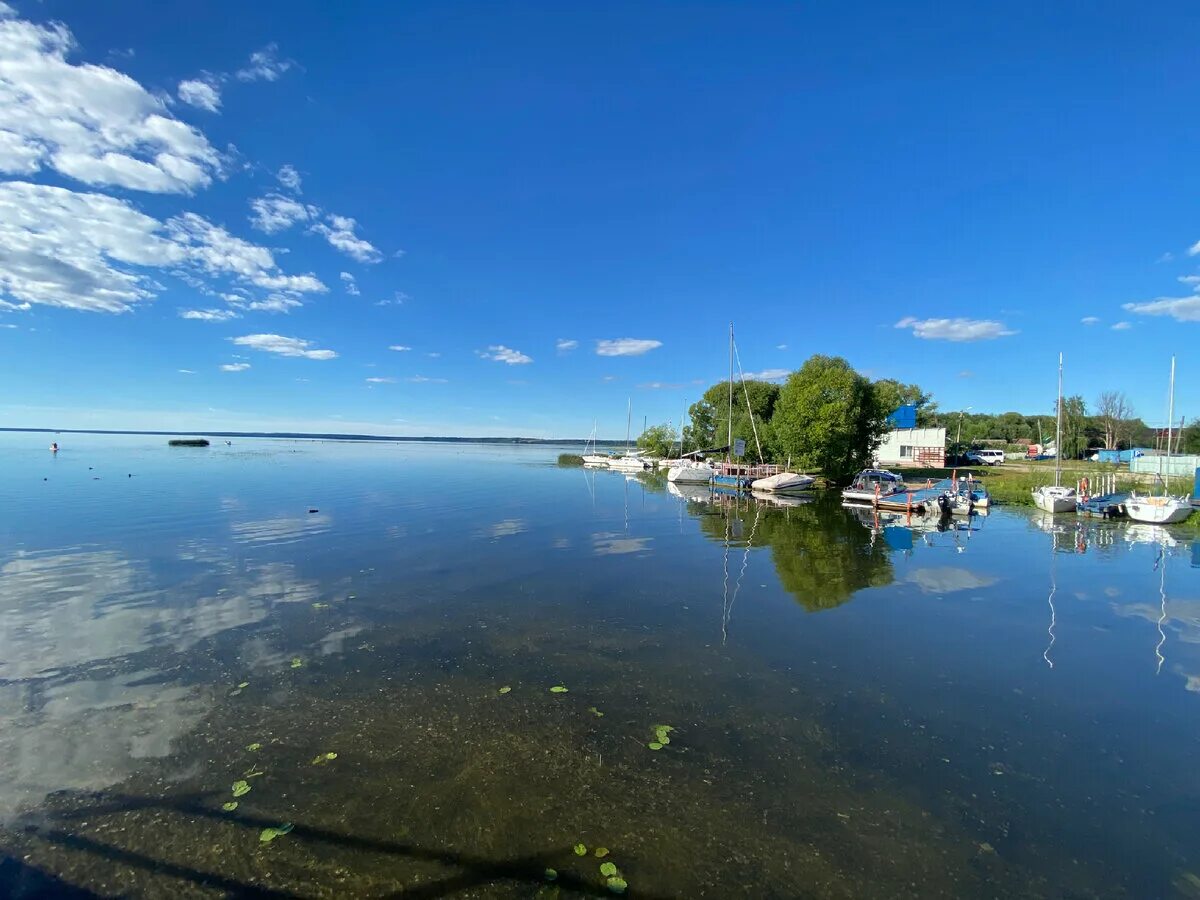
1181,418,1200,454
873,379,939,426
773,355,888,482
693,380,782,461
1060,395,1088,459
684,399,716,451
637,422,678,458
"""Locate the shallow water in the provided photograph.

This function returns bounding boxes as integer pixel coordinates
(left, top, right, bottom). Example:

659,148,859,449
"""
2,433,1200,898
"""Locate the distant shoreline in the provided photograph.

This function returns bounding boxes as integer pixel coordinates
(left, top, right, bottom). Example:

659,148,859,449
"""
0,427,622,447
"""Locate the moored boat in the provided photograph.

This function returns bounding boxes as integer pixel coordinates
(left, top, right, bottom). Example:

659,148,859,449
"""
1032,353,1077,514
1125,357,1192,525
842,469,907,504
751,471,815,494
667,460,714,484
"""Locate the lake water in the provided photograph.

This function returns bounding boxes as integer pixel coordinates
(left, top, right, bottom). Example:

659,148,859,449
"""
2,433,1200,898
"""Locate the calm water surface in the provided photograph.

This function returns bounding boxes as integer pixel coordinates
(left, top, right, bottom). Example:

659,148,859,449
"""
2,434,1200,898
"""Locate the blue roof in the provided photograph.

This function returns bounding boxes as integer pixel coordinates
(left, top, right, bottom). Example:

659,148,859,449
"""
887,405,917,429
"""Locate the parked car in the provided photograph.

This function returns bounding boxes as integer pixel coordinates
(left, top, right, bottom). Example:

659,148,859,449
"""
965,449,1006,466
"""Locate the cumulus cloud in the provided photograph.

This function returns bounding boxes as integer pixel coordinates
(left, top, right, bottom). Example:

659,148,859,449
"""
741,368,790,381
311,213,381,263
596,338,662,357
388,344,411,352
340,271,359,295
556,338,578,352
375,292,406,307
230,333,337,360
177,77,220,112
179,307,239,321
235,43,293,82
479,344,532,365
1081,316,1101,326
220,362,250,372
365,376,396,384
1111,321,1132,330
1122,297,1200,323
248,193,315,233
276,164,301,193
245,293,302,313
894,317,1016,341
0,8,221,193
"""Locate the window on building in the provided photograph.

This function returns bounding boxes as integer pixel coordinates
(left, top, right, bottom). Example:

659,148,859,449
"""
900,445,912,458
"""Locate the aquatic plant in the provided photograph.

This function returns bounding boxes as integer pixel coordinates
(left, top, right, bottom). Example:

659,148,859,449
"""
311,751,338,765
550,685,568,693
599,862,619,877
290,658,303,668
168,438,210,447
246,742,262,752
573,842,587,856
588,707,604,717
594,847,609,858
498,686,512,694
605,875,628,894
544,868,557,881
557,453,584,466
232,780,251,797
222,801,238,812
259,823,294,843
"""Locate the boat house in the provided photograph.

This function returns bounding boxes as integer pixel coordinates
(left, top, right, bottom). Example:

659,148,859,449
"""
874,405,946,468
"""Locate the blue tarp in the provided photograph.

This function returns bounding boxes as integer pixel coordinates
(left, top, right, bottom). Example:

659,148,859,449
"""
888,405,917,429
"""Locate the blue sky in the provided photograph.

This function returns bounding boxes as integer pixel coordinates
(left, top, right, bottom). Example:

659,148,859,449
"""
1,1,1199,438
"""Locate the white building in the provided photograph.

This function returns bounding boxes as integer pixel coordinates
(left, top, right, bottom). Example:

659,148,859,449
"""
875,427,946,468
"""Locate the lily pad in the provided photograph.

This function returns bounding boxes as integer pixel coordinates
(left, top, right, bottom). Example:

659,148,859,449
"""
594,847,609,858
599,862,619,877
544,868,557,882
311,751,338,765
246,743,262,752
605,875,628,894
259,822,294,844
498,686,512,694
290,658,303,669
588,707,605,718
324,751,337,760
232,780,251,797
222,801,238,812
312,602,329,610
573,842,587,856
237,682,250,689
648,742,663,751
550,685,568,694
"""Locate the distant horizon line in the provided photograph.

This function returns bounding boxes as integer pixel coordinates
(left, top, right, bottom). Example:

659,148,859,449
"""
0,427,627,446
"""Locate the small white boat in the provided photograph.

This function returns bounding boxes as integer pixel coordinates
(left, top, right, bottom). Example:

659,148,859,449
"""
667,461,713,484
751,472,814,494
581,419,611,466
842,469,907,504
609,453,649,471
1126,357,1192,525
1031,353,1075,514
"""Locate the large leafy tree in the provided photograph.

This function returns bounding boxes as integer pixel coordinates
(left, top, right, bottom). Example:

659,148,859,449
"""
637,423,678,457
688,380,781,459
773,355,888,482
873,378,938,426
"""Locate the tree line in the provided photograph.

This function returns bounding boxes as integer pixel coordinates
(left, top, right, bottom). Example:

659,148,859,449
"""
635,355,1198,480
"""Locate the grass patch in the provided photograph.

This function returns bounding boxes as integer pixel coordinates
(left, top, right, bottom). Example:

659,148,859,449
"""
168,438,210,447
557,453,584,467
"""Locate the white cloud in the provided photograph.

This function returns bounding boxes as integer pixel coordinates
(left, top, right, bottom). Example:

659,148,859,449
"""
365,376,396,384
339,271,359,295
375,291,406,306
601,374,617,382
556,338,578,351
957,370,974,378
178,368,194,374
0,9,221,193
246,293,302,313
179,307,239,321
776,344,788,350
426,351,440,357
231,333,337,360
248,193,315,233
311,213,381,263
638,381,682,390
1111,321,1132,330
1122,296,1200,323
220,362,250,372
1080,316,1101,326
741,368,790,381
235,43,293,82
0,322,17,328
894,317,1016,342
595,338,663,357
388,344,411,352
479,344,532,365
407,375,447,383
177,77,220,112
276,164,301,193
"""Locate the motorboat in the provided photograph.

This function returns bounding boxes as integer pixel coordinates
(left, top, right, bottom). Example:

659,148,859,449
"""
667,460,714,484
610,452,649,472
751,471,814,494
1032,353,1076,514
841,469,907,504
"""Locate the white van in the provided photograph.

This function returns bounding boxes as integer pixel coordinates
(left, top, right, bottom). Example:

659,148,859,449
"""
967,449,1006,466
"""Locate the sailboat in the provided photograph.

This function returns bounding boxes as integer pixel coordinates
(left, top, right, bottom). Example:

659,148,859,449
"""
1126,356,1193,524
582,420,610,466
1032,353,1077,513
609,398,649,471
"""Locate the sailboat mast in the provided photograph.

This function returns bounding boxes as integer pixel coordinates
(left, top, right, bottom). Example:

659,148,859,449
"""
625,398,631,453
727,322,734,462
1167,355,1176,492
1054,352,1063,487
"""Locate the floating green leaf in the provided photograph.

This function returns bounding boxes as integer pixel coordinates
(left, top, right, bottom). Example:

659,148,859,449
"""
648,742,663,751
290,658,303,668
588,707,605,718
605,875,628,894
543,868,557,882
222,801,238,812
246,742,262,752
237,682,250,689
311,751,338,765
232,780,251,797
573,842,587,856
594,847,609,858
312,602,329,610
550,685,568,694
498,686,512,695
599,862,619,877
324,751,337,760
259,822,294,844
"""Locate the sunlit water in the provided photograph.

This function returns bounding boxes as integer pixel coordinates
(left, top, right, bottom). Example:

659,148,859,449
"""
2,433,1200,898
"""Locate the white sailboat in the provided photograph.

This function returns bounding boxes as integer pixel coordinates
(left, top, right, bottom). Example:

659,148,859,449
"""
1032,353,1077,513
609,398,649,471
581,419,610,466
1126,356,1192,524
